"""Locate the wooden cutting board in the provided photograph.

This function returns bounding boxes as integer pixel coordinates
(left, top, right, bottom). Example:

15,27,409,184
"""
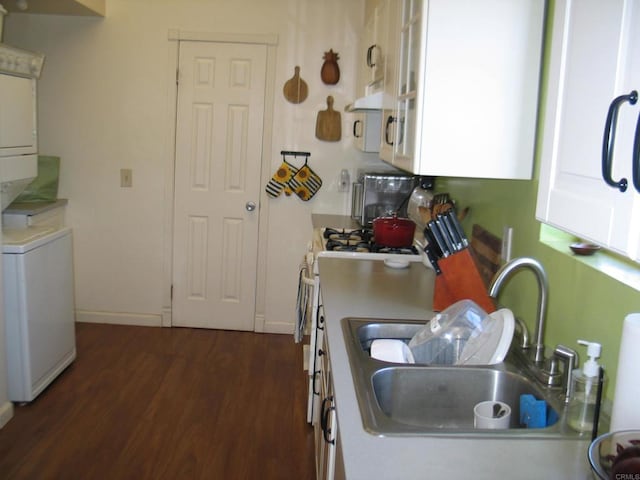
315,95,341,141
283,66,308,104
470,224,502,288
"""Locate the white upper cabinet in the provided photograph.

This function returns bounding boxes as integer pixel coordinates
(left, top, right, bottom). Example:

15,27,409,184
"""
379,0,545,179
536,0,640,261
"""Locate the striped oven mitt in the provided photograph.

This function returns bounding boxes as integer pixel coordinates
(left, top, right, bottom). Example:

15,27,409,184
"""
289,163,322,201
265,160,298,198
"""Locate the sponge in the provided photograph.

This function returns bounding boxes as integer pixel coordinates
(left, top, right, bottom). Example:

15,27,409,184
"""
520,394,547,428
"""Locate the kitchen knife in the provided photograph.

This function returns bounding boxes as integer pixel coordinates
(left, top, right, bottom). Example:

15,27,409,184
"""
434,217,455,255
423,244,442,274
423,227,443,258
438,213,462,252
447,209,469,248
427,220,450,257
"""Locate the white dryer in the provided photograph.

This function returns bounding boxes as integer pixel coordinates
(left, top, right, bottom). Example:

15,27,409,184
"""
2,226,76,402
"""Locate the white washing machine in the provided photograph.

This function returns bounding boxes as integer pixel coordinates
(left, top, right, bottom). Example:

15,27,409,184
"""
2,226,76,402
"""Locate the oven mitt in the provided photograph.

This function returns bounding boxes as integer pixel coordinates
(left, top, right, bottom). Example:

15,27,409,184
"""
265,160,298,198
288,163,322,201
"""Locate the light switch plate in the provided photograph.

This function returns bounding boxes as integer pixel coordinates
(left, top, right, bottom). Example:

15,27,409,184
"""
120,168,132,188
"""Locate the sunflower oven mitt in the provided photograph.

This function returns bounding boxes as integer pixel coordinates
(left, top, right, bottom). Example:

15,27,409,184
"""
289,163,322,201
265,159,298,198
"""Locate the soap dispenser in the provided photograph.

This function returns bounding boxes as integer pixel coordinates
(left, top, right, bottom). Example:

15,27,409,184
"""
567,339,604,433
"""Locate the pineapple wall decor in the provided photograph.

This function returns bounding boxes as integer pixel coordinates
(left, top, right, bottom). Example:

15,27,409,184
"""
320,49,340,85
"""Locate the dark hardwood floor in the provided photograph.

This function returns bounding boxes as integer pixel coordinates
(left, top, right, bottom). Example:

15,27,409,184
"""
0,323,315,479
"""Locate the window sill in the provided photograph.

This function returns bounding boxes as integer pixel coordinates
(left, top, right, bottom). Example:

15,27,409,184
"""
539,225,640,292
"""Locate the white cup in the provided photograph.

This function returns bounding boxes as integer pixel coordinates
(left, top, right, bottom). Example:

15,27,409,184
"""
474,400,512,429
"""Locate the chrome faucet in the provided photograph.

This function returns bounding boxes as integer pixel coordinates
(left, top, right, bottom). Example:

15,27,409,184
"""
488,257,548,365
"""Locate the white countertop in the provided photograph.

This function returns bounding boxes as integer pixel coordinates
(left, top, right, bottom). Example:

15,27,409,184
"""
317,256,592,480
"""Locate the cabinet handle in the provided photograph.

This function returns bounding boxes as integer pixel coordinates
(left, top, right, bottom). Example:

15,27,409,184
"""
385,115,396,146
312,370,321,396
316,304,324,331
601,90,637,192
633,110,640,193
321,396,336,445
353,119,362,138
366,45,377,68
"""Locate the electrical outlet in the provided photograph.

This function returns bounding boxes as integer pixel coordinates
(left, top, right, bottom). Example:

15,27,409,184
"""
502,226,513,263
120,168,132,188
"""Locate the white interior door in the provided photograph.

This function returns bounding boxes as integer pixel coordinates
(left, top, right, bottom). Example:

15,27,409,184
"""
172,41,266,330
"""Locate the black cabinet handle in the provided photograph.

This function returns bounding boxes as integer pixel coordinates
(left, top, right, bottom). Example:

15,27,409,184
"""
366,45,377,68
633,110,640,193
602,90,637,192
312,370,321,396
353,119,362,138
316,304,324,331
321,396,336,445
384,115,395,146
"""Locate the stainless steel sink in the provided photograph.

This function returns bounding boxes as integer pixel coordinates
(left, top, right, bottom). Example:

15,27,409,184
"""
373,367,549,430
342,317,581,438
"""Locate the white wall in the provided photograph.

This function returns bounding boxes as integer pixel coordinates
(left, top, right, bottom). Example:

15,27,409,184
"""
4,0,387,332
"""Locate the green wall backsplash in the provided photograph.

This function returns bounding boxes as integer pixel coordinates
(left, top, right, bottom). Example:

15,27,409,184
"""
438,175,640,402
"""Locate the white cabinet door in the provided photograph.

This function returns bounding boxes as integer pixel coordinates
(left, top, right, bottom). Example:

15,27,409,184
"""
378,0,402,162
384,0,544,179
536,0,640,260
314,331,337,480
392,0,422,170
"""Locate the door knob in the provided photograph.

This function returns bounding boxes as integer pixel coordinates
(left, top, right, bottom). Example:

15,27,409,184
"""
245,201,256,212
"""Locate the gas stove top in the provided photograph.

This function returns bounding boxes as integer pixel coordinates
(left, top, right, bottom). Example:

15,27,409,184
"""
314,228,421,260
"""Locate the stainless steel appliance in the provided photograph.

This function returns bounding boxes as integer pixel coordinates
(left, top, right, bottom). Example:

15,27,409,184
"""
351,172,419,226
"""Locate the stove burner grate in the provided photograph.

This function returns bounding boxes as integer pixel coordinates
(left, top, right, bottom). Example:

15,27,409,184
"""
321,228,418,255
323,228,373,244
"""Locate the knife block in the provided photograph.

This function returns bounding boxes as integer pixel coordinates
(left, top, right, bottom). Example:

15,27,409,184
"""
433,249,496,313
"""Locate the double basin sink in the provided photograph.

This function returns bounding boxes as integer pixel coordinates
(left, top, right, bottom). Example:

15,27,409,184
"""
341,317,581,438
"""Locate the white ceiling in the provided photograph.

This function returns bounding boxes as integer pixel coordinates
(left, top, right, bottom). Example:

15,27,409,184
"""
2,0,104,16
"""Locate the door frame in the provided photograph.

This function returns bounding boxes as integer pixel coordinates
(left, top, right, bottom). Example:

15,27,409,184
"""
162,29,278,330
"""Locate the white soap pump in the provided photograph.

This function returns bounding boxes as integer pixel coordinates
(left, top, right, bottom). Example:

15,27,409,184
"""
567,339,603,433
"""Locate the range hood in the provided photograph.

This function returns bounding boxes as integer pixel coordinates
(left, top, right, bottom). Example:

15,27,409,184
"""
344,91,385,112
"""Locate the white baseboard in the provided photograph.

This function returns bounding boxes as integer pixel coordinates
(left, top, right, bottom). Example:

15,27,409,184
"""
0,401,14,429
161,307,172,327
262,320,295,335
75,310,162,327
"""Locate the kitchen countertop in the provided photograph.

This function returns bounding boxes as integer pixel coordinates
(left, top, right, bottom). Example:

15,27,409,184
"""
317,256,592,480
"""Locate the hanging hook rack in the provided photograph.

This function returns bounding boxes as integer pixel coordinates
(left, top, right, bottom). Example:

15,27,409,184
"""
281,150,310,159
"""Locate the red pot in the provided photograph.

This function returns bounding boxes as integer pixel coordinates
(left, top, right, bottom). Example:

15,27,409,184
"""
372,214,416,247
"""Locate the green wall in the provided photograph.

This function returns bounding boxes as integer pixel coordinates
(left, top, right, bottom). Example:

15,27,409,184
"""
435,0,640,402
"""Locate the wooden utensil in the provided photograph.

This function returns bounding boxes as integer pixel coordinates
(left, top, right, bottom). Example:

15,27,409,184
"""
283,66,308,104
315,95,341,141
